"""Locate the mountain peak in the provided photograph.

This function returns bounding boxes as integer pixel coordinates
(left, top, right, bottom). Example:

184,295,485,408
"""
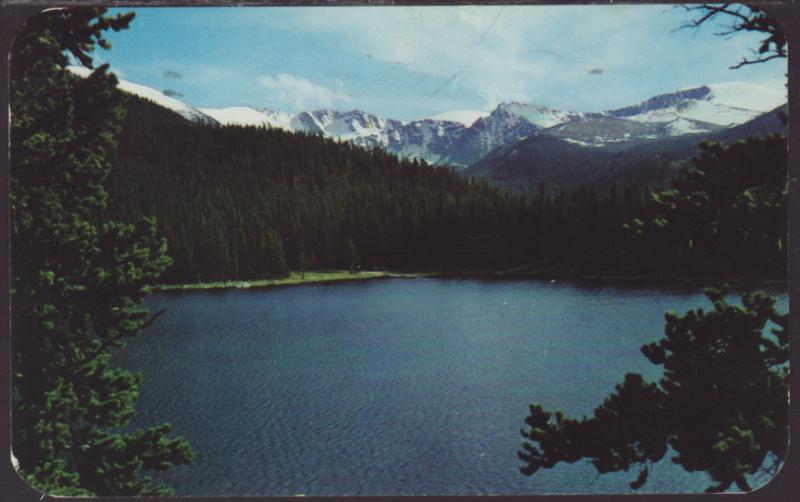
604,81,785,129
607,86,712,118
492,102,584,129
429,110,489,127
67,65,219,126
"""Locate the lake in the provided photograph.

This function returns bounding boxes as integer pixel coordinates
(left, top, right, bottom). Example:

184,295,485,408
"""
114,277,787,495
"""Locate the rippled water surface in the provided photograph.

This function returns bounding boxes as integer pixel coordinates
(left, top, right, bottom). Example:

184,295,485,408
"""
115,278,787,495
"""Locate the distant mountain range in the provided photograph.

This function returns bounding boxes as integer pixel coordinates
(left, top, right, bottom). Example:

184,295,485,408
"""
69,66,785,169
68,66,786,196
195,82,785,169
466,102,787,195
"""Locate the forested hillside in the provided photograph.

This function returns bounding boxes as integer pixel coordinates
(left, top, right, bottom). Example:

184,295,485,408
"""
107,97,535,283
467,105,787,197
106,95,786,284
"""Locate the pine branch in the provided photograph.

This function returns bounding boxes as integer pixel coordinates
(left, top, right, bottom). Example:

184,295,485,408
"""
730,53,785,69
139,309,167,331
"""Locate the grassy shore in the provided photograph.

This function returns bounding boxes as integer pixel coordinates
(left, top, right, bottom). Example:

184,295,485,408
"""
157,270,425,291
158,268,787,292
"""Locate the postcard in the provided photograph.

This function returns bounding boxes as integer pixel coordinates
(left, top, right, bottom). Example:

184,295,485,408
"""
5,3,791,497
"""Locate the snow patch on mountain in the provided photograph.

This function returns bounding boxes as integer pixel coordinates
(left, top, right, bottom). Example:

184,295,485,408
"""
562,138,604,147
620,97,762,128
665,117,713,136
607,82,786,129
429,110,490,127
67,66,219,125
676,100,761,127
706,82,786,111
305,110,396,141
259,109,298,131
496,102,585,128
199,106,294,130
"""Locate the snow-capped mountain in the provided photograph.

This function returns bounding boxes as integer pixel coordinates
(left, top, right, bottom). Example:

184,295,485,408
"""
384,119,469,165
440,103,594,166
434,83,783,164
203,106,470,165
494,102,589,129
466,103,787,198
487,83,786,150
599,83,785,139
76,64,785,168
429,110,489,127
198,106,294,130
115,81,220,126
198,85,784,165
67,66,219,126
297,110,399,140
300,112,472,165
609,82,785,123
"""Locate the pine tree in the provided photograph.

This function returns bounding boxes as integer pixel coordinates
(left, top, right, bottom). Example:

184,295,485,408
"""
625,135,787,278
519,288,788,492
10,8,193,495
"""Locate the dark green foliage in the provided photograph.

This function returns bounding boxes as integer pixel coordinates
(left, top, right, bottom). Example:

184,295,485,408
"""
10,8,193,495
519,288,788,492
626,135,787,278
106,97,535,282
520,183,653,277
466,133,687,197
105,97,786,283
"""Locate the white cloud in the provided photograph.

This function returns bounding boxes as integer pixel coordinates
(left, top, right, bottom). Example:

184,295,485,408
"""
289,5,785,114
114,6,787,119
258,73,351,111
291,6,666,110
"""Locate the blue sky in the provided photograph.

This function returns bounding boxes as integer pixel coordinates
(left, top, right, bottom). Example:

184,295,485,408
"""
97,5,786,121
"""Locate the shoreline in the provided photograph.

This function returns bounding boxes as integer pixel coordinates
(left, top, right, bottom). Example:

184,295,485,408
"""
157,268,788,292
156,270,431,291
